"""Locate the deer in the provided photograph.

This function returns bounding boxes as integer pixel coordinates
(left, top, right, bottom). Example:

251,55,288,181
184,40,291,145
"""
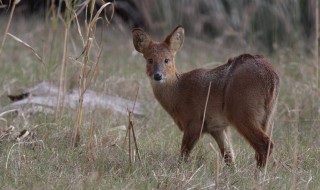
132,26,280,168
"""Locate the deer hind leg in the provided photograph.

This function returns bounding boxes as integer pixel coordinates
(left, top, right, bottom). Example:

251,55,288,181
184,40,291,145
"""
254,90,278,167
228,113,273,168
261,95,278,134
210,127,234,166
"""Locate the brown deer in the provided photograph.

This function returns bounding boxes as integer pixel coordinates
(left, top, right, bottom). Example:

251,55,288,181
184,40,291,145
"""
132,26,279,168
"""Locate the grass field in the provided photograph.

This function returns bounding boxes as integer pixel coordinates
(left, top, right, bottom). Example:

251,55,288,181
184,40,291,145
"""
0,9,320,189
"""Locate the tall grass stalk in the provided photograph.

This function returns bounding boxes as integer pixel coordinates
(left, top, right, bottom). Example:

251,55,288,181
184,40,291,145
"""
71,0,96,147
200,82,212,136
192,82,211,171
7,33,44,65
209,143,220,188
0,0,20,56
56,26,69,118
71,1,113,147
261,121,275,188
72,37,92,147
290,110,300,190
56,0,75,118
314,0,319,88
126,87,141,167
85,113,96,171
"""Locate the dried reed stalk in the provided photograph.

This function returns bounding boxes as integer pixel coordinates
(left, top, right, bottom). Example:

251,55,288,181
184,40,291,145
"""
290,110,300,190
200,82,212,136
69,0,113,148
125,87,141,167
56,26,69,118
71,37,93,147
0,0,20,56
315,0,319,88
214,150,220,188
261,120,275,188
85,114,96,172
128,115,132,166
7,33,44,66
191,82,211,170
56,0,73,118
70,1,113,148
209,143,220,189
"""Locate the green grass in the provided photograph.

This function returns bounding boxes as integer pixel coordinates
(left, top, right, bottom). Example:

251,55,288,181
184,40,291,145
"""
0,14,320,189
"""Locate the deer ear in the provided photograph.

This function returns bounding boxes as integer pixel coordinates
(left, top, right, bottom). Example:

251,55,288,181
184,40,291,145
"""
164,26,184,53
132,29,151,53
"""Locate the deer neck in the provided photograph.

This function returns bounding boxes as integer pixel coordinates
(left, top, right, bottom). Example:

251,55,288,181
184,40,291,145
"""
150,71,180,112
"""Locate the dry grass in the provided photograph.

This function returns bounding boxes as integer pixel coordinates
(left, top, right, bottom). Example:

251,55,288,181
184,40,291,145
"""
314,0,319,88
0,0,19,56
0,3,320,189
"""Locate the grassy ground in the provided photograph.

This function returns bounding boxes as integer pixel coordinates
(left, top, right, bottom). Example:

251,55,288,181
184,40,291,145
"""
0,15,320,190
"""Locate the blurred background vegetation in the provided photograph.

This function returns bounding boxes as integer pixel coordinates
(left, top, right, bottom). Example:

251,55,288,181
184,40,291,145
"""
0,0,317,53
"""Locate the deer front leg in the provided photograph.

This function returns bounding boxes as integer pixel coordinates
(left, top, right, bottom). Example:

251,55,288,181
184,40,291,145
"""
180,126,201,161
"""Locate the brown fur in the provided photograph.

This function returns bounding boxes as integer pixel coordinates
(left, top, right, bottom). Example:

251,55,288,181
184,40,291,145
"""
132,26,280,168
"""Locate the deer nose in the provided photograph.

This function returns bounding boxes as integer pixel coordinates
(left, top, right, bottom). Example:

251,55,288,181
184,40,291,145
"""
154,73,163,81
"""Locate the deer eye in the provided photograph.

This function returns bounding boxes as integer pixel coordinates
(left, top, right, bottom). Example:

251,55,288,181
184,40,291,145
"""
164,58,169,64
147,59,153,64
